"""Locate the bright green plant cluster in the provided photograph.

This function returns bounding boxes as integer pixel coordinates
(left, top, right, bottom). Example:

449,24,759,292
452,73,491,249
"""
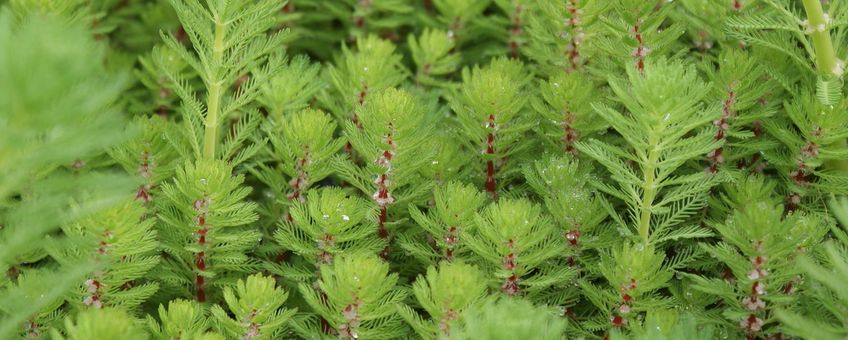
2,0,848,339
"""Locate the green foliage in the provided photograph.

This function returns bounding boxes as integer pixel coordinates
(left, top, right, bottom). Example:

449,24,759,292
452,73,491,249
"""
699,48,777,174
109,116,181,207
0,9,134,338
156,159,259,302
147,299,218,340
5,0,848,339
523,156,610,279
258,55,322,119
0,270,66,338
335,87,434,258
688,176,829,338
524,0,603,74
210,274,295,339
531,73,607,154
610,312,716,340
273,187,382,282
130,44,190,116
422,0,492,54
577,58,720,244
764,92,848,196
398,261,488,339
772,196,848,339
583,243,674,330
450,298,567,340
52,308,147,340
409,28,460,87
321,0,413,41
401,182,487,264
320,35,407,124
337,88,434,201
296,254,408,339
257,108,345,208
451,58,534,199
46,200,160,311
161,0,289,160
595,0,686,71
465,198,572,298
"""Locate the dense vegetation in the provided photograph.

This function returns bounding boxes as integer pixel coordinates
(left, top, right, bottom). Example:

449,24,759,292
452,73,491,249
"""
2,0,848,339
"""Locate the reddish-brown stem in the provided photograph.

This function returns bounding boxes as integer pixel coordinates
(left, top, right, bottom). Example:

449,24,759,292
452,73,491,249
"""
485,160,496,199
6,265,18,281
485,114,498,200
566,228,581,268
444,226,458,261
195,275,206,302
135,184,151,204
344,87,367,156
501,274,520,296
193,196,210,302
373,124,396,259
287,149,310,203
732,0,743,11
353,0,371,28
378,206,390,259
562,111,578,155
378,206,388,239
342,86,369,189
320,292,333,334
740,242,766,336
631,19,648,72
500,239,519,295
611,279,637,328
274,251,289,264
26,319,39,338
508,5,524,58
136,151,154,204
788,141,820,211
564,0,584,72
448,18,462,51
707,90,736,173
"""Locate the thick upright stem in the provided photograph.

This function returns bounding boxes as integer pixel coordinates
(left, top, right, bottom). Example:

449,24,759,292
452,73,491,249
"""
802,0,848,172
203,21,226,159
802,0,839,77
638,133,660,244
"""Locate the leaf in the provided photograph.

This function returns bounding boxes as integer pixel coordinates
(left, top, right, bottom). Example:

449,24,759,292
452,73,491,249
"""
816,76,844,106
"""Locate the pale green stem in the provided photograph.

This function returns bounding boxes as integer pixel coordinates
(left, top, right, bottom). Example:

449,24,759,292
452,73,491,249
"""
802,0,839,76
203,21,226,159
802,0,848,171
638,133,660,244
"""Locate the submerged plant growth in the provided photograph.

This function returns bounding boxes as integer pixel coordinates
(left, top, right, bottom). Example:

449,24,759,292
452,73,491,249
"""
2,0,848,339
